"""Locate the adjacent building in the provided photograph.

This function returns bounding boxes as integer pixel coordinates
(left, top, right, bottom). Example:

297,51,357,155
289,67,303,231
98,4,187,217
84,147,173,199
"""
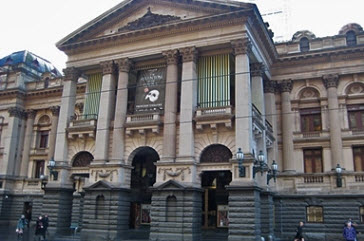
0,1,364,241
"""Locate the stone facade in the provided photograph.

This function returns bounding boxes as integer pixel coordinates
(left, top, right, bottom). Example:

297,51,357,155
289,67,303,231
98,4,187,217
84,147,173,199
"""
0,0,364,241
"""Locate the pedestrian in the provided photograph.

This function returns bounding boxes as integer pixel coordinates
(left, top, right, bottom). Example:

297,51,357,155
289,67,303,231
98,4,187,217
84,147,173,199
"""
43,214,49,240
343,221,357,241
35,215,46,241
16,215,27,240
294,221,305,241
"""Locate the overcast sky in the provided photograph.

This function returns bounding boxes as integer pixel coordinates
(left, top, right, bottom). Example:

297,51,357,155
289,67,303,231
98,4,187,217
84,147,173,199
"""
1,0,363,72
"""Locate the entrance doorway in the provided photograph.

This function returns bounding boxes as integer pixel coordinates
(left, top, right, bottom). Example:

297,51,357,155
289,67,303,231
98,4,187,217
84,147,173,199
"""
129,147,158,238
23,202,32,226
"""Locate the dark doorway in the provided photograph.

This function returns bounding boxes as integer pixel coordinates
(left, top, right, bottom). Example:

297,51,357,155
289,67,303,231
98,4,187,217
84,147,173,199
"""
129,147,158,239
23,202,32,226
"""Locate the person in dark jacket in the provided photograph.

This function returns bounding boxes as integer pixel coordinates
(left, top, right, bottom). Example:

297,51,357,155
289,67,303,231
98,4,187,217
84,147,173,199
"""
343,221,357,241
35,215,46,241
294,221,305,241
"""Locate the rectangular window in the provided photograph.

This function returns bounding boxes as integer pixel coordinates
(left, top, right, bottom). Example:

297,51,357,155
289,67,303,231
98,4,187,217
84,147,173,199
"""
306,206,323,223
360,206,364,223
353,146,364,172
34,160,45,178
304,149,323,173
300,108,322,132
348,105,364,130
83,73,102,119
197,54,233,108
39,131,49,148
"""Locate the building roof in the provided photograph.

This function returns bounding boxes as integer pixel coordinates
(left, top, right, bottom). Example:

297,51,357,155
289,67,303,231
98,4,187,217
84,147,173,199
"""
0,50,62,77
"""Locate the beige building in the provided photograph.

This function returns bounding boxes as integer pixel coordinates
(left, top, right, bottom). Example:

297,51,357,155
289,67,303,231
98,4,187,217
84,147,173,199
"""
0,1,364,241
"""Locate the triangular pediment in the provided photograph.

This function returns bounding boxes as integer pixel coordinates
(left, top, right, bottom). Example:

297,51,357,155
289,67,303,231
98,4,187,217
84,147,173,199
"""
57,0,252,48
155,179,187,190
85,180,114,190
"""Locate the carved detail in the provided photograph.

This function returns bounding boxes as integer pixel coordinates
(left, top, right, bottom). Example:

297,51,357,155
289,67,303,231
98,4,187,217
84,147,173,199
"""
347,83,364,94
63,67,81,82
179,47,198,63
114,58,132,73
75,103,84,114
72,152,93,167
300,88,319,99
26,109,37,119
91,169,118,182
250,62,265,77
158,167,191,181
322,74,339,89
118,7,181,33
50,106,60,116
8,107,25,119
162,49,179,65
231,38,252,55
100,61,114,75
264,80,277,93
200,144,233,163
280,79,293,93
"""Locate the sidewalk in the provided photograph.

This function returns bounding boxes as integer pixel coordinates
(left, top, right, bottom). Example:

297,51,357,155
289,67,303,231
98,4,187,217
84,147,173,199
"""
0,224,42,241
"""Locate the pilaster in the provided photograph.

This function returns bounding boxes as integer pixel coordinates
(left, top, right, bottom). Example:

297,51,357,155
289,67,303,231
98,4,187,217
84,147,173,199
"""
264,80,278,165
20,109,37,177
48,106,60,161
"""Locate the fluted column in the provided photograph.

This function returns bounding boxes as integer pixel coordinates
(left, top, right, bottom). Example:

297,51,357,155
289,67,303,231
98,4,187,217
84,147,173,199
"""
323,74,343,168
48,106,60,161
111,58,131,163
280,80,295,172
178,47,198,162
94,61,116,162
54,67,80,185
162,50,179,162
232,38,254,155
264,80,278,165
20,109,37,177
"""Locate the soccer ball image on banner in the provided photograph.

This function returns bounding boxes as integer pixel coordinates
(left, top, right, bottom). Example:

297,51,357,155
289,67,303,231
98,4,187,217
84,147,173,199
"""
145,90,160,103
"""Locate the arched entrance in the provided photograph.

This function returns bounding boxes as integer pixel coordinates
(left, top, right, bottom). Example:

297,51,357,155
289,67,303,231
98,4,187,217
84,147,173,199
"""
129,146,158,239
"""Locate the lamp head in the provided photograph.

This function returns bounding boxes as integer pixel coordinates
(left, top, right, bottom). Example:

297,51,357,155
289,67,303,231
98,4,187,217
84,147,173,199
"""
272,160,278,171
258,150,265,162
335,164,342,174
236,148,244,161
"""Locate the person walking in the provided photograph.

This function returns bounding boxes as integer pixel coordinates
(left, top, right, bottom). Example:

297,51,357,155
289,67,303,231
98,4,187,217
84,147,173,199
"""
294,221,305,241
16,215,27,241
43,214,49,240
343,221,357,241
35,215,46,241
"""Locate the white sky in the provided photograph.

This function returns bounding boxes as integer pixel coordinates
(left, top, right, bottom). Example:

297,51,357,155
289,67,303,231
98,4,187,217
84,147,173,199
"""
1,0,364,72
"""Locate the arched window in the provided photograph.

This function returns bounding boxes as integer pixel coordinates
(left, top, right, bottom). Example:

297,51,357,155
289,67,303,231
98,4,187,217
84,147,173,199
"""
346,31,357,46
200,144,232,163
72,152,94,167
166,196,177,222
95,195,105,219
300,37,310,52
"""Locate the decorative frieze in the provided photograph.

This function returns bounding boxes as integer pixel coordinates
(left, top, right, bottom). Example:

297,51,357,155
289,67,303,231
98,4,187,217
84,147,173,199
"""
158,167,191,181
231,38,252,55
323,74,339,89
8,107,25,119
264,80,277,93
114,58,132,73
179,47,198,63
50,106,60,117
100,61,114,75
250,62,265,77
162,49,179,65
280,79,293,93
63,67,81,82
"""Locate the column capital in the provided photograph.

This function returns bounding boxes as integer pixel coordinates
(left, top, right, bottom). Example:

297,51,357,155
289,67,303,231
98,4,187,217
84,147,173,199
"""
8,107,25,119
100,60,114,75
322,74,339,89
114,58,132,73
264,80,277,93
250,62,265,77
280,79,293,93
179,47,198,63
163,49,179,65
26,109,37,119
50,106,60,117
63,67,81,82
231,38,252,55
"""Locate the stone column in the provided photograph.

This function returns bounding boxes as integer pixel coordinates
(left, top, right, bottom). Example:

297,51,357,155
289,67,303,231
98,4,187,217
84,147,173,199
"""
264,80,278,165
280,80,295,172
94,61,116,162
323,74,343,168
178,47,198,162
19,109,37,177
48,106,60,161
15,112,27,176
232,38,254,155
111,58,131,163
162,50,179,162
1,107,24,176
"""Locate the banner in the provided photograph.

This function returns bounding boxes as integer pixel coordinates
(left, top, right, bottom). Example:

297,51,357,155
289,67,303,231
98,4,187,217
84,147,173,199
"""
135,68,166,113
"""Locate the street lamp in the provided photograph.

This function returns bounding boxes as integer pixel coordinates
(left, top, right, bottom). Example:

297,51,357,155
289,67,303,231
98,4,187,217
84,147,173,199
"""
267,160,278,185
48,157,58,181
236,148,245,177
253,150,268,178
335,164,342,188
40,175,48,190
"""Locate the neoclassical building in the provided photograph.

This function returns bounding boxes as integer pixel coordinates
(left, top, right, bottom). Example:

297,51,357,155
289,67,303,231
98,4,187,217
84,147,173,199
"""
0,1,364,241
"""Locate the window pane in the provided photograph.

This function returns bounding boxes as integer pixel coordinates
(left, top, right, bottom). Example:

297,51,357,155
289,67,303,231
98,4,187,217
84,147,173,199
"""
35,160,44,178
304,149,323,173
353,147,364,172
307,206,323,223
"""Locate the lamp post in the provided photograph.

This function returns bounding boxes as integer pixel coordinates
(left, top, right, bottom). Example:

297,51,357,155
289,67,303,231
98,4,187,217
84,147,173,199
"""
236,148,245,177
40,175,48,190
335,163,342,188
267,160,278,185
48,157,58,181
253,150,267,178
